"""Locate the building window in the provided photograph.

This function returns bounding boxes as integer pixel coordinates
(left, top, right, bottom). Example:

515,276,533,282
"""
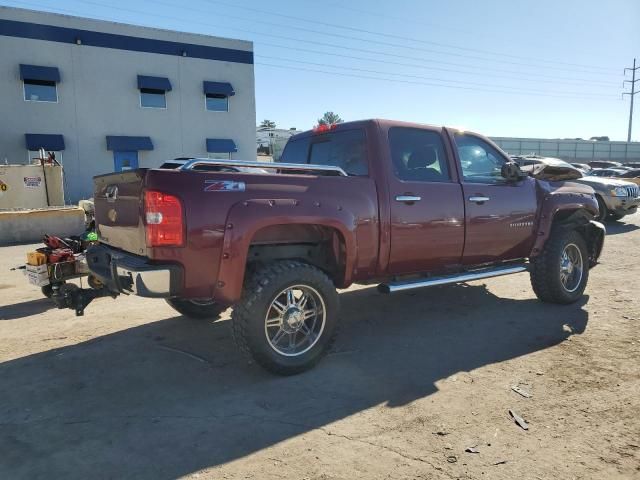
20,64,60,103
206,94,228,112
137,75,171,109
140,88,167,108
24,79,57,102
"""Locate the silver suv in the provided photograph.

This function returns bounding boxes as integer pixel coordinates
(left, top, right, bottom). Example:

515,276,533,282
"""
514,155,640,221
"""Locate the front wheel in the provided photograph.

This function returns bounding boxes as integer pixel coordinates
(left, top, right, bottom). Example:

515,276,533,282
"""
231,261,339,375
530,228,589,304
165,298,227,320
595,196,608,222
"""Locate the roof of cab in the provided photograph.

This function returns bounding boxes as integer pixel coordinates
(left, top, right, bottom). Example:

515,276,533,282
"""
288,119,452,141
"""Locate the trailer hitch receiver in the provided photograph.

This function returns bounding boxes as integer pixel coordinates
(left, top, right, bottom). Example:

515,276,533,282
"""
52,285,118,316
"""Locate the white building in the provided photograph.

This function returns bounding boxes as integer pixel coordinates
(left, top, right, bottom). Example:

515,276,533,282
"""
0,6,256,202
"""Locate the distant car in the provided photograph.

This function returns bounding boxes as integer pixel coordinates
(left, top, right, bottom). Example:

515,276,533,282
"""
623,162,640,169
514,155,640,221
588,168,628,178
588,160,624,169
570,163,592,174
613,168,640,186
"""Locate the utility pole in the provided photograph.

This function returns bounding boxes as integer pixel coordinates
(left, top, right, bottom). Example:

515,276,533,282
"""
623,58,639,142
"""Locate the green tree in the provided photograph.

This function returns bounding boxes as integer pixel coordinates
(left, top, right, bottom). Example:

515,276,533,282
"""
317,112,343,126
260,119,276,128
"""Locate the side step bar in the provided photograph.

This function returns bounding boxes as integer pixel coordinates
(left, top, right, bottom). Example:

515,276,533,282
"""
378,264,528,294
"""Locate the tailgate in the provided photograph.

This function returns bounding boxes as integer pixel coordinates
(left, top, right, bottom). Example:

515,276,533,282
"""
94,169,148,255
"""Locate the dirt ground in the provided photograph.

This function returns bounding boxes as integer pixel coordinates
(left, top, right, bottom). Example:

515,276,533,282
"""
1,216,639,480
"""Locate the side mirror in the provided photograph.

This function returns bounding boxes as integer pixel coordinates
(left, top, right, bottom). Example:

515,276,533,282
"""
501,161,524,182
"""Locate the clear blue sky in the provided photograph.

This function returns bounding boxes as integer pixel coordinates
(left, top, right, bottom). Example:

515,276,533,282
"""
4,0,639,139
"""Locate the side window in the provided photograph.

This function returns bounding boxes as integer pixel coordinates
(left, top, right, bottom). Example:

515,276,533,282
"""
454,134,507,184
308,129,368,176
388,127,450,182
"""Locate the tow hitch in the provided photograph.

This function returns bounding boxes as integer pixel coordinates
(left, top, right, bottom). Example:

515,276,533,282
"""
51,283,118,316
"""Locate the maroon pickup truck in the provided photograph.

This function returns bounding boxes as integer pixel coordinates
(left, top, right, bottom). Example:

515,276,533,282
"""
61,119,605,375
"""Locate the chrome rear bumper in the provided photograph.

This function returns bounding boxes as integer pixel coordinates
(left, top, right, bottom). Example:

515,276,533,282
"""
86,244,182,298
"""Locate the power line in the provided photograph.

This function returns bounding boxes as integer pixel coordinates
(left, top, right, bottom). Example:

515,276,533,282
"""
256,55,617,98
200,0,617,73
161,0,611,75
255,62,618,101
52,0,623,86
257,42,618,88
5,0,622,95
623,58,639,142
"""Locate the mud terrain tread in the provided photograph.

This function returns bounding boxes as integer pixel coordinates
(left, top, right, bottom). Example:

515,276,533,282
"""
231,260,339,375
530,228,589,304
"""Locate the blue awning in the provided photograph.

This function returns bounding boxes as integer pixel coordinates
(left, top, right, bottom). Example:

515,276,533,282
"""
106,136,153,151
20,64,60,82
137,75,172,91
206,138,237,153
25,134,65,151
203,81,235,96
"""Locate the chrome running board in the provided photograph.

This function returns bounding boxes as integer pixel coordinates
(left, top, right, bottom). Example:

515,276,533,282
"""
378,264,528,294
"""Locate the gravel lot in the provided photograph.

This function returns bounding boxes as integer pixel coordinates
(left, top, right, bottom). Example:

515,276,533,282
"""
1,215,639,479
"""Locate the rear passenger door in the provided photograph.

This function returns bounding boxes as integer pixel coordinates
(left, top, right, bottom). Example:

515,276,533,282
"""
386,127,465,275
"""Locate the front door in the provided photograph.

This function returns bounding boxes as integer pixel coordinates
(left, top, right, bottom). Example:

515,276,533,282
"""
113,151,138,172
450,132,538,265
387,127,465,275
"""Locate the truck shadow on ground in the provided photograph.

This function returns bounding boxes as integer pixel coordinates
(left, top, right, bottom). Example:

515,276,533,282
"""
0,283,588,479
0,297,55,321
604,220,640,236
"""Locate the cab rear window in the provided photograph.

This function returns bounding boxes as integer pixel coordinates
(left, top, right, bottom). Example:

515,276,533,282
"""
280,129,368,176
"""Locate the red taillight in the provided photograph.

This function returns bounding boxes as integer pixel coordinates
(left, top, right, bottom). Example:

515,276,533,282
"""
144,190,184,247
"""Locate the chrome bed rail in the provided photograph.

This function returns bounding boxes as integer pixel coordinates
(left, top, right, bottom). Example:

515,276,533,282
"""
179,158,348,176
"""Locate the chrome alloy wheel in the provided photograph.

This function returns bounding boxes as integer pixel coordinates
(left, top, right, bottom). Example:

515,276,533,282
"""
560,243,584,293
264,285,326,357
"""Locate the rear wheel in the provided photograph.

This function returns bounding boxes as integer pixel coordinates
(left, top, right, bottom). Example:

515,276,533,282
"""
231,261,339,375
165,298,227,320
530,228,589,304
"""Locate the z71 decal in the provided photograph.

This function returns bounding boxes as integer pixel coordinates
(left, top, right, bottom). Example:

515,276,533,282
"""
204,180,246,192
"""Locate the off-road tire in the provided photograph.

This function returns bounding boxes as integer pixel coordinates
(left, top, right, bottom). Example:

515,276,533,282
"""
41,285,53,298
165,298,227,320
530,228,589,304
231,260,339,376
595,195,608,222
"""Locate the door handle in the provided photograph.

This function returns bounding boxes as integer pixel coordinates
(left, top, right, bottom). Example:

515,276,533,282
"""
468,196,490,204
395,195,422,203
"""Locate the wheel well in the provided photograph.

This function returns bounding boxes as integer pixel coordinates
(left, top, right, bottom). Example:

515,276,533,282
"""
551,208,604,266
247,224,346,284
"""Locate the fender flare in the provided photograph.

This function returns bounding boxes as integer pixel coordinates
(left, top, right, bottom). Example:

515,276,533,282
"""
529,192,598,259
530,199,605,266
213,198,358,304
